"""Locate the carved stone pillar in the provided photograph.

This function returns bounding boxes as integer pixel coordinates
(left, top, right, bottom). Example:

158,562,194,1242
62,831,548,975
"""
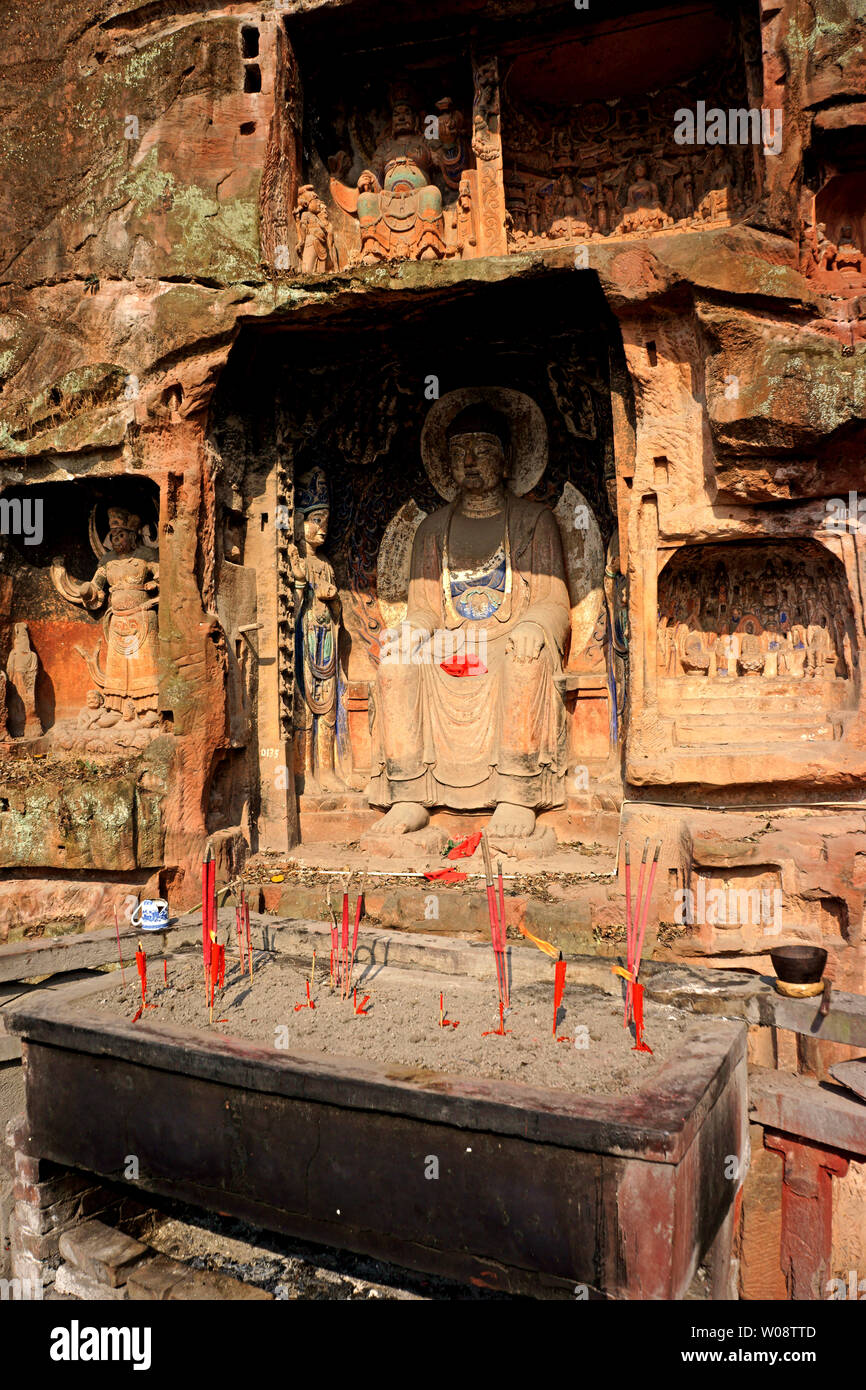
764,1130,849,1300
470,53,507,259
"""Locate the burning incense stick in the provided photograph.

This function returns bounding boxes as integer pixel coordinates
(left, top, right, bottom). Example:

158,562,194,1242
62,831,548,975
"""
627,839,649,1024
135,941,147,1007
202,846,214,979
327,893,337,988
113,906,126,988
480,834,506,1012
235,903,245,975
482,999,511,1037
632,842,661,994
623,840,633,1026
348,870,366,992
496,858,509,1005
341,875,350,998
243,892,252,980
439,992,444,1028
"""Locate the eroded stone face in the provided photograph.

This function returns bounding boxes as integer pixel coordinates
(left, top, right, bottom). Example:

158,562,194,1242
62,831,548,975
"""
0,0,863,1002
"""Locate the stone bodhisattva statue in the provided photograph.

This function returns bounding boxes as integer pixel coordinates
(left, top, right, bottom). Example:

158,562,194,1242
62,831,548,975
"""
369,390,570,850
52,507,159,727
288,468,344,793
6,622,42,738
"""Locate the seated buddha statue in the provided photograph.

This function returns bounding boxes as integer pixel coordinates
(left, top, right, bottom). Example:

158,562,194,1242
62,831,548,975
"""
617,160,672,234
368,394,571,849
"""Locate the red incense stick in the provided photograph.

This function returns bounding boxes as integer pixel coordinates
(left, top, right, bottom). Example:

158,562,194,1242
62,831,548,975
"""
496,858,510,1007
553,955,567,1037
202,846,214,979
348,871,366,992
623,840,633,1026
632,842,661,994
135,941,147,1006
328,896,338,988
481,835,506,1010
235,904,245,975
113,906,126,988
341,877,350,997
627,839,649,1024
243,893,252,980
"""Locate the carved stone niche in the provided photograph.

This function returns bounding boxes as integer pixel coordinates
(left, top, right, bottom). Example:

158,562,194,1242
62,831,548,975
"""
801,172,866,294
295,41,479,270
656,540,859,742
500,5,755,252
0,480,163,757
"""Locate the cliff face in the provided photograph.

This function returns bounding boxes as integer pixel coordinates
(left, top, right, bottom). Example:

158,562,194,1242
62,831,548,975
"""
0,0,864,1001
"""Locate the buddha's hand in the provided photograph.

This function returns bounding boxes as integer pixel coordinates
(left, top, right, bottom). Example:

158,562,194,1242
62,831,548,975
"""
406,624,432,662
508,622,545,663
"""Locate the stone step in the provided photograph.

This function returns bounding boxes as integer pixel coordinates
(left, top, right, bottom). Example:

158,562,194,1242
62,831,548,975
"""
676,719,836,745
58,1220,148,1287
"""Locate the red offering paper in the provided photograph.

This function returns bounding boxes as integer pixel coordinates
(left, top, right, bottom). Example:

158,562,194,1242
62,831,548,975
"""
439,652,487,677
422,867,468,884
631,982,653,1054
447,832,482,860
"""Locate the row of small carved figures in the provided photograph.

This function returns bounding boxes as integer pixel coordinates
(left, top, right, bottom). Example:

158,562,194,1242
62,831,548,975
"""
658,619,853,680
506,161,741,241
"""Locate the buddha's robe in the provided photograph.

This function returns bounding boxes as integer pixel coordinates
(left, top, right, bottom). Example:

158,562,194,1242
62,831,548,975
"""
369,495,571,810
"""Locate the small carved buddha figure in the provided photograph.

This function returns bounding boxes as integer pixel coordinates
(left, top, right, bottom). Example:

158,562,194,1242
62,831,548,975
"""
786,624,808,678
370,395,570,850
590,174,611,235
670,159,697,222
549,173,592,242
805,608,837,680
618,160,671,235
6,622,42,738
288,468,344,794
698,149,736,223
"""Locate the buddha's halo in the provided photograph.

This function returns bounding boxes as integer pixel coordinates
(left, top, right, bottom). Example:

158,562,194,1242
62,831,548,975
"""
421,387,548,500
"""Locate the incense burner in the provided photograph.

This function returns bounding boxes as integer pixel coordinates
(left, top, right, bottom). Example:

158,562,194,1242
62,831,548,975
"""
6,943,747,1300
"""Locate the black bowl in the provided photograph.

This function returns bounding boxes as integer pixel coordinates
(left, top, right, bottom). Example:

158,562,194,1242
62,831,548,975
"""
770,945,827,985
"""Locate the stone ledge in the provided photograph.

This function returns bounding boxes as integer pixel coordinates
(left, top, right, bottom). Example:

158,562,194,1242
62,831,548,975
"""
749,1069,866,1156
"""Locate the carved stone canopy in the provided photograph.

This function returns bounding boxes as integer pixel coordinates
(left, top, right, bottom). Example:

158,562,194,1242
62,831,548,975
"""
420,387,548,500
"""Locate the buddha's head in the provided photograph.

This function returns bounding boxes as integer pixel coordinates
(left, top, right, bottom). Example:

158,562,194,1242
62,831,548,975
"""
447,404,510,494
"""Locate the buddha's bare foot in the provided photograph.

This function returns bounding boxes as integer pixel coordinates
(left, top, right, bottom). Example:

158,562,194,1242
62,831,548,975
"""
376,803,430,835
318,770,345,793
486,802,537,844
